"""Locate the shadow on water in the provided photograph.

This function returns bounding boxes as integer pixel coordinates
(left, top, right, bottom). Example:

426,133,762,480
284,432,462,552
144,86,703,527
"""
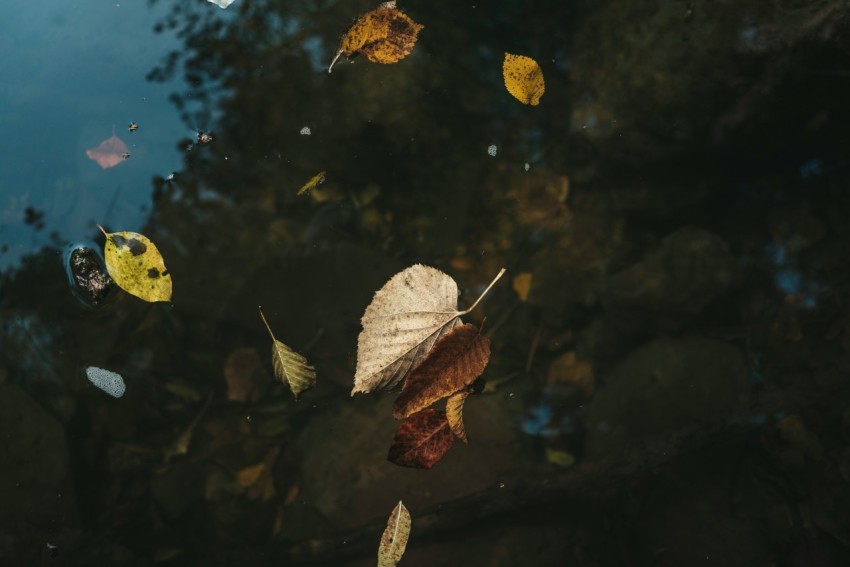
4,0,850,565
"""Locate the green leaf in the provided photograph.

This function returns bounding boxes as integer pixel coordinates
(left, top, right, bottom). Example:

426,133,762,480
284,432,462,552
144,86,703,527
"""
259,306,316,399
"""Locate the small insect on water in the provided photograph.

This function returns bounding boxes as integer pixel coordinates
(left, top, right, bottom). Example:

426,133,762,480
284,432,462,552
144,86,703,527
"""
196,130,213,144
121,152,131,160
128,122,138,132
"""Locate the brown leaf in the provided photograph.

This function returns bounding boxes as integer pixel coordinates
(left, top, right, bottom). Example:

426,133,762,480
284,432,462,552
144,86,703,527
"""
445,390,470,444
387,409,453,469
223,348,267,402
328,1,423,73
86,134,130,169
392,323,490,419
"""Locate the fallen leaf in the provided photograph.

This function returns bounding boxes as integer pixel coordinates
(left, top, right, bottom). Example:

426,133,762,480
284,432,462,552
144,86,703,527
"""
546,351,595,398
259,306,316,399
378,500,412,567
353,265,505,395
387,408,453,469
545,448,575,467
86,133,130,169
223,348,267,402
392,323,490,419
512,272,532,302
85,366,126,398
503,53,545,106
235,447,280,502
328,1,423,73
297,171,325,195
98,226,172,302
445,390,470,443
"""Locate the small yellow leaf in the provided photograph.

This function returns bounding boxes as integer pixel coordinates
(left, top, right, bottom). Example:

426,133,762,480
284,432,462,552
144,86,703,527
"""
445,390,470,444
545,448,575,468
297,171,326,195
329,1,423,72
378,500,411,567
259,307,317,399
512,272,533,302
503,53,545,106
99,226,172,302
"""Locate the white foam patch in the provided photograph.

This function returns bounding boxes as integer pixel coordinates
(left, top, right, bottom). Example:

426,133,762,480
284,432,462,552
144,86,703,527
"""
207,0,237,8
86,366,126,398
487,144,498,157
300,126,312,136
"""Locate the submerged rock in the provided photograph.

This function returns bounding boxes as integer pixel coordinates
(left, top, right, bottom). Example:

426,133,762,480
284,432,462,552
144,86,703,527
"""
585,337,750,456
608,227,736,314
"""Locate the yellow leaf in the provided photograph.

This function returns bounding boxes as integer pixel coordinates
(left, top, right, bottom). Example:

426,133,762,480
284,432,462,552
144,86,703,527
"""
99,226,172,302
445,390,470,444
512,272,533,302
259,306,316,399
545,448,575,468
503,53,545,106
297,171,325,195
378,500,411,567
329,1,423,72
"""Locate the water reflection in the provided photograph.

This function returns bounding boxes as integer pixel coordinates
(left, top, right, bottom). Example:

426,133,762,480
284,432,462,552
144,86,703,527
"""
3,0,850,565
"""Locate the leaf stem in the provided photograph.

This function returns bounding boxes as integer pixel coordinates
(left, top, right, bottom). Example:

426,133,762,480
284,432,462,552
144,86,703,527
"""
328,49,343,74
460,268,506,315
258,306,277,341
97,224,108,237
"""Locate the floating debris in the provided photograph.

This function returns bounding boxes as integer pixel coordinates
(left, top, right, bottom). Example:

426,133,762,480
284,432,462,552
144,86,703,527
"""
524,162,530,172
299,126,312,136
207,0,237,7
129,122,138,132
66,245,114,308
487,144,498,157
86,366,126,398
196,131,213,144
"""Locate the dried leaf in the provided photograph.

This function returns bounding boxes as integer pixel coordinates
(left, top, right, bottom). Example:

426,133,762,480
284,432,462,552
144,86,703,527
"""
503,53,545,106
98,226,172,302
392,323,490,419
259,307,316,399
378,500,411,567
387,408,453,469
445,390,470,444
545,448,575,467
223,348,266,402
353,265,505,395
297,171,325,195
328,1,423,73
86,133,130,169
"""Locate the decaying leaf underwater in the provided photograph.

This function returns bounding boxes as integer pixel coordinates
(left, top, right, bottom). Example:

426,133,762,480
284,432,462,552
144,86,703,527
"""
98,225,173,303
259,306,317,399
328,1,423,73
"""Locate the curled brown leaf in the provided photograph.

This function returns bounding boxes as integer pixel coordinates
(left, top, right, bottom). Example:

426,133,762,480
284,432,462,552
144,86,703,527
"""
387,408,453,469
392,323,490,419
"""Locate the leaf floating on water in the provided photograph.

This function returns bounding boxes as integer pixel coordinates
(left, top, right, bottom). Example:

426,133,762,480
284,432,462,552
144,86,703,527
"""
259,306,316,399
98,226,172,303
86,366,126,398
207,0,237,9
328,1,423,73
503,53,545,106
86,134,130,169
353,265,505,395
388,408,454,469
445,390,470,444
297,171,325,195
512,272,532,302
392,323,490,419
378,500,412,567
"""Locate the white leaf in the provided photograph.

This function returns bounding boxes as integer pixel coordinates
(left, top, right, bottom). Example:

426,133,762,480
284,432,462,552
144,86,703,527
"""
86,366,126,398
352,265,505,395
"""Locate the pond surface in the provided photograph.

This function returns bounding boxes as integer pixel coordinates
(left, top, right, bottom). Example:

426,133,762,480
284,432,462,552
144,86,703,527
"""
3,1,850,565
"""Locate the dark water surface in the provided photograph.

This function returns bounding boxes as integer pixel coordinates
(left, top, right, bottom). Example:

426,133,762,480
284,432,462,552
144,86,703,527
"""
3,0,850,565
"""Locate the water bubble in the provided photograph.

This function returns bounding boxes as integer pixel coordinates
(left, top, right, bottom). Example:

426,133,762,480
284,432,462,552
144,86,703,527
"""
487,144,498,157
